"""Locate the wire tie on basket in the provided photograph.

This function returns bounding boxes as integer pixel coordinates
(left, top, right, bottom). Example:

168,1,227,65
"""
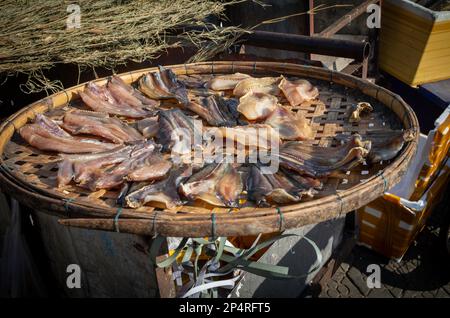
151,210,160,238
377,171,388,193
336,193,344,217
184,63,188,75
211,61,215,75
211,213,217,240
231,61,235,73
252,62,257,74
113,207,123,233
276,207,284,232
63,198,75,216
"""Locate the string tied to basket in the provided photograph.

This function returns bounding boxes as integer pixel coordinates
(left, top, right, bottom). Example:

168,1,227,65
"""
114,207,123,233
152,210,160,239
211,213,217,241
376,170,389,193
335,192,344,218
276,207,285,232
62,197,75,216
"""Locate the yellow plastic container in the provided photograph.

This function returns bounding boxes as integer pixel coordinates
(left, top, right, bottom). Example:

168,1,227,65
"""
379,0,450,86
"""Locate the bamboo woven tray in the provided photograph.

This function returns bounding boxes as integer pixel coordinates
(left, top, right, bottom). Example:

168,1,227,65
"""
0,61,419,237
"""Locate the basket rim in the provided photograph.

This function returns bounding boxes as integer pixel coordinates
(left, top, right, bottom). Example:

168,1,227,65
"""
0,61,420,237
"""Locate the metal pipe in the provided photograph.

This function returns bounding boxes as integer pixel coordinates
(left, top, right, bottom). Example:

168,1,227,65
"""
242,30,370,62
170,25,370,62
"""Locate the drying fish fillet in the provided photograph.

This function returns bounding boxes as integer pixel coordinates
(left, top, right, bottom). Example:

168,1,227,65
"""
278,76,319,106
126,165,193,209
88,141,170,190
207,73,251,91
62,110,143,144
237,92,278,121
348,102,373,123
246,164,315,206
233,77,281,97
157,109,196,153
186,95,238,127
265,106,313,140
137,116,159,138
138,66,189,105
279,134,371,177
106,75,159,109
179,162,243,207
57,144,134,187
19,114,115,154
366,130,414,164
206,124,281,151
79,82,154,118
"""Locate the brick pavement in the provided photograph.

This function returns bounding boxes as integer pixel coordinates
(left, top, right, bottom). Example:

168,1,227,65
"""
302,205,450,298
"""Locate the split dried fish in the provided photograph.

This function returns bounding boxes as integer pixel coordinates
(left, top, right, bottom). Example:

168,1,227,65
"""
233,76,281,97
138,66,189,105
348,102,373,123
187,95,238,127
279,134,371,177
265,106,313,140
207,73,251,91
367,130,414,164
106,75,159,110
19,114,115,154
125,165,192,209
89,141,168,190
157,109,196,152
137,116,159,138
206,124,281,151
179,162,243,207
79,82,154,118
237,91,278,121
278,76,319,106
246,164,315,206
57,144,134,187
62,110,143,144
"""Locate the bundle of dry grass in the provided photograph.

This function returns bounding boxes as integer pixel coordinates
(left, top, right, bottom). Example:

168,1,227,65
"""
0,0,246,93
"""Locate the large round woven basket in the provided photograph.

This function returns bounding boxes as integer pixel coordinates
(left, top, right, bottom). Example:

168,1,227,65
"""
0,61,419,237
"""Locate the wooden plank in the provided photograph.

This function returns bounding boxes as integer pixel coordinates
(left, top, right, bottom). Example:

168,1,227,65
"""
320,0,380,38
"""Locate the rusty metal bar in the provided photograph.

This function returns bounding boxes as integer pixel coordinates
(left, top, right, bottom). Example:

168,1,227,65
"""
319,0,380,38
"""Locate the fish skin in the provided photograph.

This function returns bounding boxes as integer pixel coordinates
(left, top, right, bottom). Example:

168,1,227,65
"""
19,115,115,154
80,82,153,118
89,141,158,190
207,73,251,91
207,124,280,151
265,106,313,141
367,130,412,164
233,76,281,97
179,162,243,208
138,66,189,105
237,91,278,121
187,95,238,127
278,134,371,177
278,76,319,107
157,109,195,153
62,110,143,144
137,116,159,138
246,164,308,206
107,75,159,109
125,165,192,209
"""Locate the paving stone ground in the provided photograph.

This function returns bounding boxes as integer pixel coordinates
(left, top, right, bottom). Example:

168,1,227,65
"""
302,202,450,298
